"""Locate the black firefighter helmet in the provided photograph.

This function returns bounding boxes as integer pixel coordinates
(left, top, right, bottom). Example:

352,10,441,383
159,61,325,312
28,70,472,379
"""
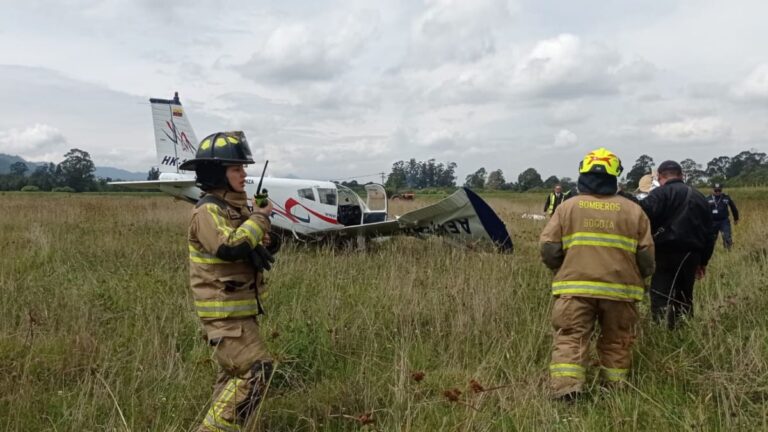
180,131,256,191
179,131,255,171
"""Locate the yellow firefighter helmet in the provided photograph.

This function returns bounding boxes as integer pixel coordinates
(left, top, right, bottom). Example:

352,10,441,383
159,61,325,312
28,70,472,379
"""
579,147,623,177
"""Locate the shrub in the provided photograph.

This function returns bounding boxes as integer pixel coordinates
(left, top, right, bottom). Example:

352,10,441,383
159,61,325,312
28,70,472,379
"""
20,185,40,192
52,186,76,193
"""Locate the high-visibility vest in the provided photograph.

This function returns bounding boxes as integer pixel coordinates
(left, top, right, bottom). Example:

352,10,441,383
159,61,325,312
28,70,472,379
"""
547,193,563,215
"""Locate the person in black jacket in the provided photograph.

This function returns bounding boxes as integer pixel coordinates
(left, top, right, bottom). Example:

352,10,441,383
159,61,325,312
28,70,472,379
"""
640,160,715,329
707,183,740,250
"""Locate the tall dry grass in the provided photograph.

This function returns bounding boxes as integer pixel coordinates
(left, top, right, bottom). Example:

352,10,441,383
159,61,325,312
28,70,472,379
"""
1,190,766,431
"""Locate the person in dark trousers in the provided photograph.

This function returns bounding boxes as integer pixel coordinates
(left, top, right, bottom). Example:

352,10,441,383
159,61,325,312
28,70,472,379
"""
707,183,740,250
544,184,567,216
640,160,715,330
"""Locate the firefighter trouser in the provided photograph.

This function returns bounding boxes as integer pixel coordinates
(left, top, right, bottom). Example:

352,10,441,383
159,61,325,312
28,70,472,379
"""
550,296,638,397
199,317,272,432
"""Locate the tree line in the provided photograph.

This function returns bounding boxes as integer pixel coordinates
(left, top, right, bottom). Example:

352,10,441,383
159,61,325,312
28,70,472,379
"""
382,158,577,192
384,149,768,193
622,150,768,189
384,159,458,190
0,148,156,192
3,148,767,193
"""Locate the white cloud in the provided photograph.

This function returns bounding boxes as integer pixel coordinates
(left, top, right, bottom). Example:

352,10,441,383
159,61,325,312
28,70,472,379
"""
731,63,768,102
0,124,68,162
420,129,478,150
299,82,384,114
615,57,657,82
615,0,768,84
535,128,579,151
406,0,514,68
511,34,623,98
552,129,578,149
651,117,731,142
414,33,652,107
238,12,378,83
548,101,591,125
685,82,728,100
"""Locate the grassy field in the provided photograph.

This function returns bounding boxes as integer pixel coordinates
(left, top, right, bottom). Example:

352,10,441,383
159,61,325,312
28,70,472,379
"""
1,189,767,431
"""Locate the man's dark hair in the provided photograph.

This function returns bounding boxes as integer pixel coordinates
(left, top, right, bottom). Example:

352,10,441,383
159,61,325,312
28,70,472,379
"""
657,160,683,177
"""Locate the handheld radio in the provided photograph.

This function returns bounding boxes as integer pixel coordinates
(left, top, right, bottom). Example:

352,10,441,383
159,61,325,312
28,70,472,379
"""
254,160,269,208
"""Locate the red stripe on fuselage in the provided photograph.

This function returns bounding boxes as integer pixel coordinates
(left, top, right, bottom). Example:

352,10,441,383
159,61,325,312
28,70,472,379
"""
271,206,299,223
285,198,339,225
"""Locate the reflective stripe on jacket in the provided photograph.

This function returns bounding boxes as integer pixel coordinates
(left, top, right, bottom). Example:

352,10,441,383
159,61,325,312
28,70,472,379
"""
551,280,645,301
539,193,654,302
545,193,565,215
562,232,638,253
188,190,270,321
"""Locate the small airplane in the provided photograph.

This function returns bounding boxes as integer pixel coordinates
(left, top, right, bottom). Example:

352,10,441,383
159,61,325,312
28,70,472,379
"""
111,93,513,252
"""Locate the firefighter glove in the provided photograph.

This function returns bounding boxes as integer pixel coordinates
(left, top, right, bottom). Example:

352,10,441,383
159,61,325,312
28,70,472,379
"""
250,244,275,272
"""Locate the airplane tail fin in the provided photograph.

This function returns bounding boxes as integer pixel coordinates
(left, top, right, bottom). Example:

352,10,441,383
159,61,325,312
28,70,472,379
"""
149,92,199,173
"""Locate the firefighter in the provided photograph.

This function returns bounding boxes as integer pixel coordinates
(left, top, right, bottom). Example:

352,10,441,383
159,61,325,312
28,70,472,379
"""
707,183,740,250
640,161,715,329
540,148,655,400
544,184,567,216
179,131,276,432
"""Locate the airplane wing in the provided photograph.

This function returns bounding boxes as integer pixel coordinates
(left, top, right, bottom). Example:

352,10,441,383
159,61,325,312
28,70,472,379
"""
109,179,199,203
331,187,513,253
110,179,196,188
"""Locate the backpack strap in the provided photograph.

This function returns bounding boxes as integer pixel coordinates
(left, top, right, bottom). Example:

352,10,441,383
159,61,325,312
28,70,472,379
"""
673,186,693,225
195,194,228,210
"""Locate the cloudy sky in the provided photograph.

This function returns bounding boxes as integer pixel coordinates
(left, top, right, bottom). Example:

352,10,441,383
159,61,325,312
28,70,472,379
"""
1,0,766,182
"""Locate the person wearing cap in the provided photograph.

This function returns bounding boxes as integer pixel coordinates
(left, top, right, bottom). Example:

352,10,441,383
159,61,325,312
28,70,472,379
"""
707,183,740,250
640,160,715,330
540,148,655,400
180,131,276,432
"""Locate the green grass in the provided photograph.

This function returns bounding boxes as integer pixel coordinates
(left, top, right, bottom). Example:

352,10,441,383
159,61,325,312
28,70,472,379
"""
1,190,766,431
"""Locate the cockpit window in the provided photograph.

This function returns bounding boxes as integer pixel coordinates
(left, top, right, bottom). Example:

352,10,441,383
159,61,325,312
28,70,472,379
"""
298,188,315,201
317,188,337,206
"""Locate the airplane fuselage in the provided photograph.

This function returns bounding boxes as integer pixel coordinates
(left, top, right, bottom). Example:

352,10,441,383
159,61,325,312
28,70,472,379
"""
158,173,387,237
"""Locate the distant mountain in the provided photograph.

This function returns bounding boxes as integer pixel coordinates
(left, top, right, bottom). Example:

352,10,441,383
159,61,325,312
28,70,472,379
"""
0,153,145,180
0,154,47,173
94,166,146,181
